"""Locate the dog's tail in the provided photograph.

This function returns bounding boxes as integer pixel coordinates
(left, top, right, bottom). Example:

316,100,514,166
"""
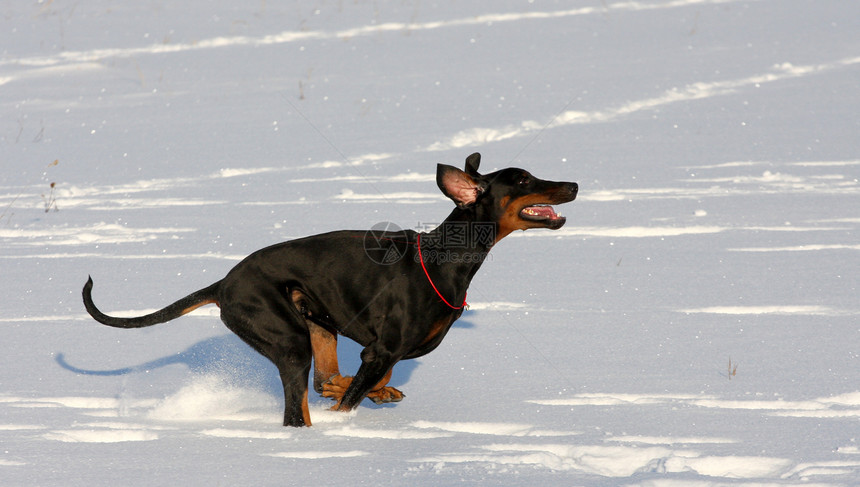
82,276,221,329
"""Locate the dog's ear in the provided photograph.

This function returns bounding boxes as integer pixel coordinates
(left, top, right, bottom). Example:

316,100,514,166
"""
437,164,482,208
464,152,481,177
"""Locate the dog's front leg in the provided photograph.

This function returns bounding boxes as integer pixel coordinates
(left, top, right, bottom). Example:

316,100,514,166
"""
333,343,399,411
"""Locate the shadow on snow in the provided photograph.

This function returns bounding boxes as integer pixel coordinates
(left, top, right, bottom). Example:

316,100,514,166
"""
55,317,476,409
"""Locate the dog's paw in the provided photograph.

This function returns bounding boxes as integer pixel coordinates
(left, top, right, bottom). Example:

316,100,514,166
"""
320,374,404,405
321,374,351,401
366,386,405,404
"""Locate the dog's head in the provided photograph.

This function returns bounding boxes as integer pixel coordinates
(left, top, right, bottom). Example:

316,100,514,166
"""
437,153,578,239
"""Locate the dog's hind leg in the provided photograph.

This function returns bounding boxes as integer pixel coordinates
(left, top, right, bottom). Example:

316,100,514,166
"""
220,298,313,427
289,289,340,394
275,347,312,427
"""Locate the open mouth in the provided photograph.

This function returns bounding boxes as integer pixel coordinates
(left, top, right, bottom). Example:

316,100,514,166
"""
520,204,566,228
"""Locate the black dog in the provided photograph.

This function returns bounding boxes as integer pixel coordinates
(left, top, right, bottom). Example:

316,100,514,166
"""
83,153,577,426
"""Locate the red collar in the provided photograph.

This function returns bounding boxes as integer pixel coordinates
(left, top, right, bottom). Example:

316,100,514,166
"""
416,234,468,310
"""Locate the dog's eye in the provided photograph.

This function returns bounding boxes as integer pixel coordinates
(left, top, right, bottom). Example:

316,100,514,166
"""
517,175,531,186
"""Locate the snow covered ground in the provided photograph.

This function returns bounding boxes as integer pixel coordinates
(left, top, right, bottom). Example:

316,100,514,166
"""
2,0,859,485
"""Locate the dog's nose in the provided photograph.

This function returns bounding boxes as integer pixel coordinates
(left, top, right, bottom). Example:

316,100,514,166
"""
568,182,578,199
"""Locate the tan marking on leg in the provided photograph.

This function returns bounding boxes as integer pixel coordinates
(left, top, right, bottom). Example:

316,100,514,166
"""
322,374,351,409
301,388,312,426
372,368,393,391
420,317,451,346
367,368,404,404
291,289,341,393
309,321,339,392
322,368,404,408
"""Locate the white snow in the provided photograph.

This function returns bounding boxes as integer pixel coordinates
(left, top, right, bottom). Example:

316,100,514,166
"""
2,0,859,485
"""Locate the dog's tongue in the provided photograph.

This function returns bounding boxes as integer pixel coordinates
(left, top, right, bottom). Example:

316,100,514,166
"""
523,205,559,219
